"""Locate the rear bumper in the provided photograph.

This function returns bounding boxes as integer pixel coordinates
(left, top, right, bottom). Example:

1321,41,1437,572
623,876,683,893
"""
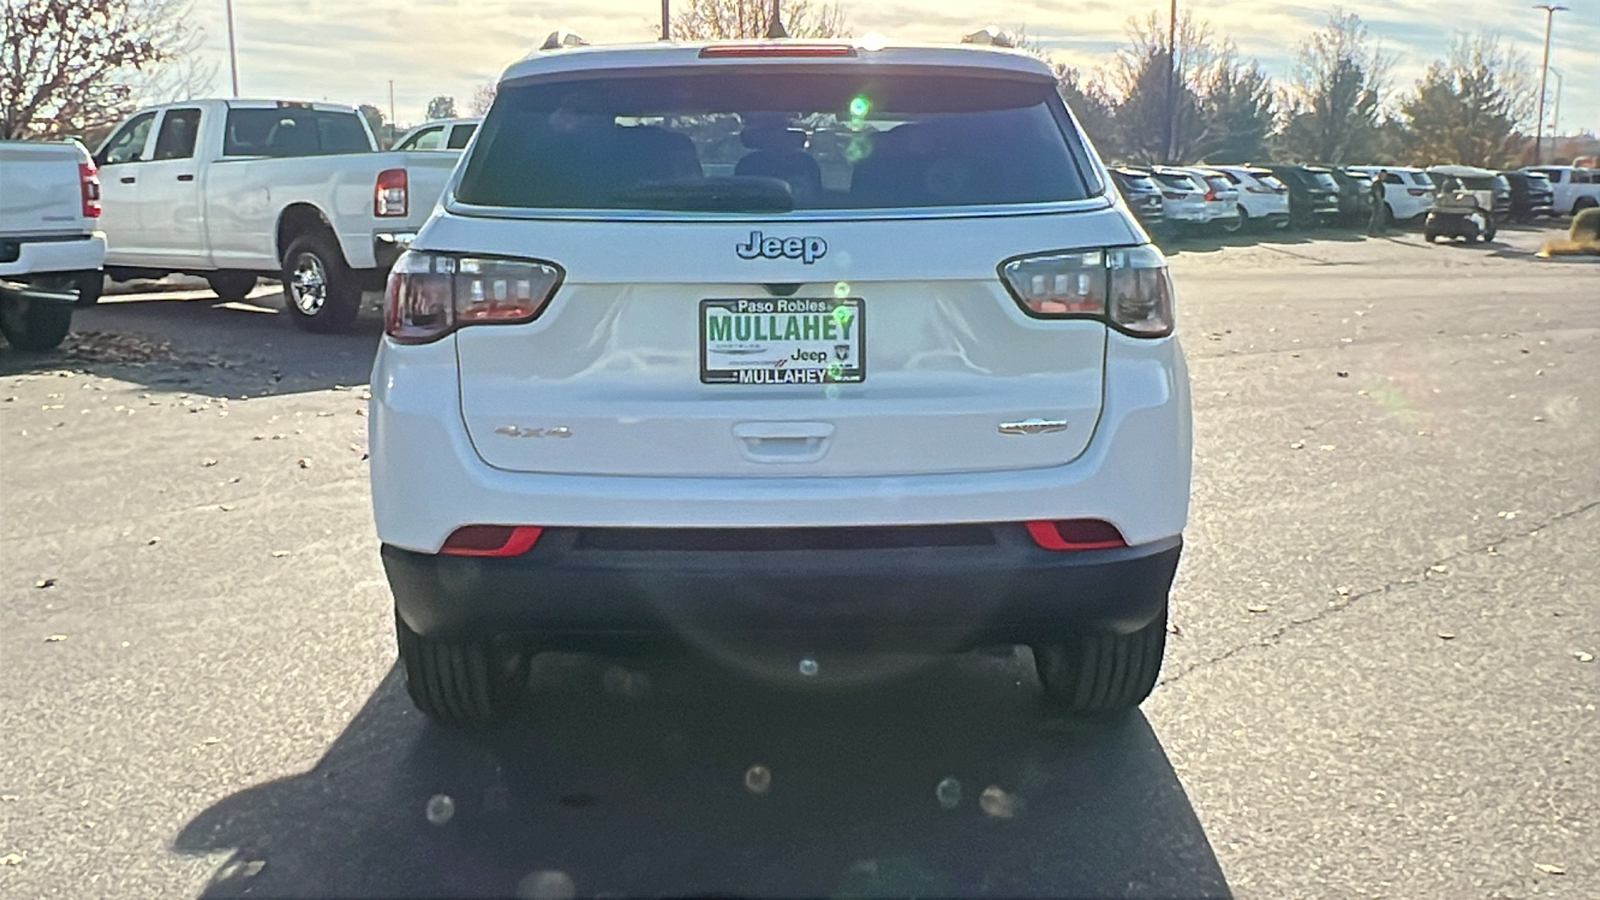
0,232,105,279
384,529,1181,649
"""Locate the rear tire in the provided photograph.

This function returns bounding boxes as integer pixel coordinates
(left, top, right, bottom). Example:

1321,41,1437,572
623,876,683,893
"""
1482,218,1497,242
396,611,524,726
205,270,258,303
1032,607,1168,716
0,295,74,352
1225,206,1246,233
281,232,362,333
1424,230,1439,243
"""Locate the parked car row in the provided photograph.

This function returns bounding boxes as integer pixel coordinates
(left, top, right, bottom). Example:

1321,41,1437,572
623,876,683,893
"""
1113,160,1599,239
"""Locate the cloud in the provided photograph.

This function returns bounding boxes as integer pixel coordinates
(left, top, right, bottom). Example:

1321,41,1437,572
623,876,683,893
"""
189,0,1597,132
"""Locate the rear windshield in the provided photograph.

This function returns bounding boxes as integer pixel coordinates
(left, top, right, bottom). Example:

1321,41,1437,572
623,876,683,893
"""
1115,171,1157,192
224,108,372,157
1254,173,1286,190
454,69,1090,211
1408,172,1434,186
1308,172,1339,191
1151,172,1198,191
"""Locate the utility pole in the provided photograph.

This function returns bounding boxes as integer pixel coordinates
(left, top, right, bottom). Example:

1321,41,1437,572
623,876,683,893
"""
766,0,788,38
388,80,396,132
660,0,669,40
1548,68,1563,151
1165,0,1177,164
225,0,240,96
1531,4,1566,165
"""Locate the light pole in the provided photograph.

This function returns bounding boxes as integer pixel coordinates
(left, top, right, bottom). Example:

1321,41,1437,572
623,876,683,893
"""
224,0,240,96
1531,4,1566,165
1547,67,1563,154
660,0,669,40
1165,0,1177,164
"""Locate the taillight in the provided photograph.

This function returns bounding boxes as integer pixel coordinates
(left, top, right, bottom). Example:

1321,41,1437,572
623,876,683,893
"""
78,161,100,218
384,250,563,344
440,525,543,557
374,168,408,217
999,245,1175,337
1026,520,1127,551
1204,187,1217,201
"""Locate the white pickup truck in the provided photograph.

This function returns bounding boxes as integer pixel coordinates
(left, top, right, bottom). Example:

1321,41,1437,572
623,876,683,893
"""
0,140,106,351
94,99,462,332
1524,166,1600,216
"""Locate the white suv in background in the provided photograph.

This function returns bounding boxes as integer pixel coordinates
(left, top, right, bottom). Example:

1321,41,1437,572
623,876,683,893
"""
1212,165,1291,230
1149,167,1209,229
1181,167,1242,232
1347,166,1437,224
370,39,1193,725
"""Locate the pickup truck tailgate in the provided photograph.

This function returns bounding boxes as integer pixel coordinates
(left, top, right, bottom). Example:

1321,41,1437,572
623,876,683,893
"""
0,142,88,237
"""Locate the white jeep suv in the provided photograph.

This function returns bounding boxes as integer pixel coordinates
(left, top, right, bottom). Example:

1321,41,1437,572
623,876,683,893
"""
370,39,1193,725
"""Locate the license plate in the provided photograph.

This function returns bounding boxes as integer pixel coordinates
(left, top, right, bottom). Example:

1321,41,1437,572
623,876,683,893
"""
700,298,864,385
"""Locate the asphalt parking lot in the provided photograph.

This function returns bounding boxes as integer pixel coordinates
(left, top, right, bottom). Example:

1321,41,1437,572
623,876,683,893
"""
2,222,1596,898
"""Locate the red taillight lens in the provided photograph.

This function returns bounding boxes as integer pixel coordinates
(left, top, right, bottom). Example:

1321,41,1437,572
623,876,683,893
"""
1000,245,1174,337
1000,250,1105,316
1026,520,1127,551
699,43,857,58
441,525,543,557
374,167,408,217
78,161,101,218
384,250,563,344
1204,188,1217,201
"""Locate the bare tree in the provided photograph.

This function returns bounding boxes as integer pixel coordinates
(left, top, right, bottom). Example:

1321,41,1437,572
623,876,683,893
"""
0,0,204,140
469,82,497,117
1105,12,1226,164
1401,33,1534,168
1278,9,1391,163
669,0,848,40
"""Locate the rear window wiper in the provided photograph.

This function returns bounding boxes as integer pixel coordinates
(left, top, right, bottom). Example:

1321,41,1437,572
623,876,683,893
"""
609,176,795,213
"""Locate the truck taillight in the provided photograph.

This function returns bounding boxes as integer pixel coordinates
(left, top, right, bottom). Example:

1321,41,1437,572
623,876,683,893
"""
374,168,408,217
79,162,101,218
1000,245,1174,338
384,250,563,344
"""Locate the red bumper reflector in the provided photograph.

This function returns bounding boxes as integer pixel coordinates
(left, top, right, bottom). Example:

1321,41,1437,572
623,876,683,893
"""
441,525,543,557
1025,519,1128,551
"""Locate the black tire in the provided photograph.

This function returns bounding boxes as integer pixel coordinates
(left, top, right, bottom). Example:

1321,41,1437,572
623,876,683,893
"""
74,271,103,307
281,232,361,333
1225,205,1246,233
0,295,74,352
1482,219,1497,243
1032,607,1168,716
1424,230,1439,243
396,611,523,726
206,270,258,303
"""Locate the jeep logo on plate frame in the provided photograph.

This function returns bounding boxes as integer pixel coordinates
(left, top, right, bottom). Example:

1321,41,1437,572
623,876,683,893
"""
735,231,828,265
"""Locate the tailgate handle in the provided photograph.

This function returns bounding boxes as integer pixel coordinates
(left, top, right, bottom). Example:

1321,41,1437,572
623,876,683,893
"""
733,422,833,463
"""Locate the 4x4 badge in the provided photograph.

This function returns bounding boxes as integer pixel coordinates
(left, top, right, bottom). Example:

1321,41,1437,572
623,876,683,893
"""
736,231,828,264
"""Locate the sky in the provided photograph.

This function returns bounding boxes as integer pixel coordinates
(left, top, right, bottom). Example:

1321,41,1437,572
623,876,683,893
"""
192,0,1598,135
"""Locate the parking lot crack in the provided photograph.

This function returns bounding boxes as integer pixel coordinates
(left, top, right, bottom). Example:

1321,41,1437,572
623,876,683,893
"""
1158,497,1600,688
